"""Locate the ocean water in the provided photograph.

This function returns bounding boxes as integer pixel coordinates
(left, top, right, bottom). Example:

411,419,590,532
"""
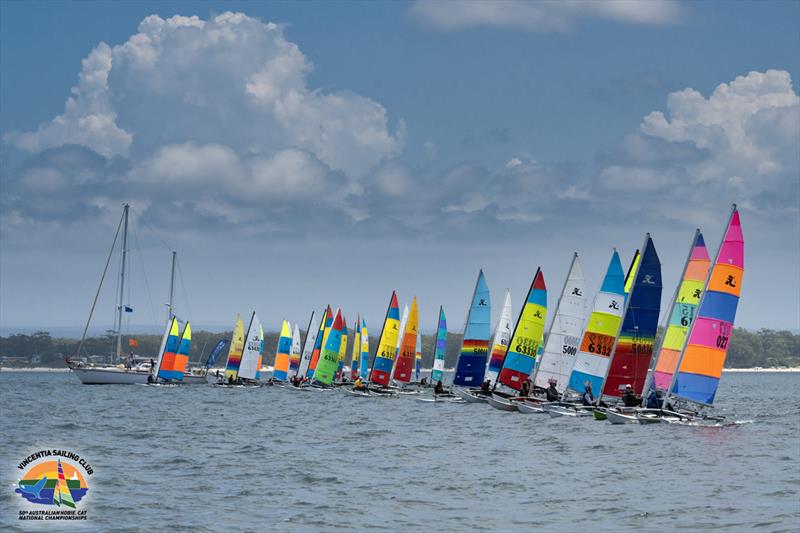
1,371,798,532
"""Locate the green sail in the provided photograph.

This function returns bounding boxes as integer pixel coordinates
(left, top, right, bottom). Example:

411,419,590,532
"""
313,310,344,385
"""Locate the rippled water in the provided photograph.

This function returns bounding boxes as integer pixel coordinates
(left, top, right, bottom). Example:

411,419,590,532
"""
1,371,798,531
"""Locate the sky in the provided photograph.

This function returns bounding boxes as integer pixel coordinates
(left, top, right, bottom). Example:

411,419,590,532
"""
1,0,798,336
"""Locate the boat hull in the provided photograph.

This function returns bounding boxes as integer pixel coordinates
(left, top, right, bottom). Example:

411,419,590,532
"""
486,395,518,412
452,387,488,403
71,367,150,385
605,409,640,424
517,401,547,414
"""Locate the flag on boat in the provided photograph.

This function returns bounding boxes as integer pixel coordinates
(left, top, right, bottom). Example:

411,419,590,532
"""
205,339,228,369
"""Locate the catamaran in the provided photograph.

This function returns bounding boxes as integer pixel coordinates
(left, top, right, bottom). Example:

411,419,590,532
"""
221,311,263,386
307,306,333,380
368,291,401,393
487,268,547,411
312,309,345,388
452,270,492,402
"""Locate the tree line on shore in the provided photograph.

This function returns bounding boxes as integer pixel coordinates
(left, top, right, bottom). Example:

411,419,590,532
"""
1,327,798,369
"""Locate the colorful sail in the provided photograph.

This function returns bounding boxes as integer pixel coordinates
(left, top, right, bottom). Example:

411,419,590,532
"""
671,207,743,405
273,320,292,381
308,305,332,379
359,318,370,379
224,314,245,380
350,315,362,380
486,289,513,386
394,297,419,383
567,250,625,394
602,236,662,398
314,309,345,385
496,268,547,391
52,459,75,508
394,304,409,364
170,322,191,381
370,292,401,386
297,311,319,378
156,317,180,381
415,330,423,382
289,323,302,378
533,253,586,393
624,250,641,297
238,312,263,381
336,314,348,380
431,307,447,384
453,270,491,387
649,231,711,392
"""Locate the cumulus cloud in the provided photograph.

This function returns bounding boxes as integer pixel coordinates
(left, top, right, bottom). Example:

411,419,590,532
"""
409,0,682,32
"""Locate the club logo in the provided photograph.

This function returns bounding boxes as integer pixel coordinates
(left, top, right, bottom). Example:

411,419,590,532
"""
15,449,93,521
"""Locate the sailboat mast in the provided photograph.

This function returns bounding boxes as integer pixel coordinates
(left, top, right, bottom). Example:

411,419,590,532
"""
115,203,130,365
167,250,176,321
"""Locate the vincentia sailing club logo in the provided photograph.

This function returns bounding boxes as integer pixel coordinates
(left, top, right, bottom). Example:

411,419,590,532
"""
15,449,93,521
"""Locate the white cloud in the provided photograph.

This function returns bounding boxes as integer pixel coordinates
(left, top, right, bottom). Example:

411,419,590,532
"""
408,0,682,32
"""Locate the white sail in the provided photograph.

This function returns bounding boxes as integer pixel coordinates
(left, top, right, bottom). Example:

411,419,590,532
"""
289,323,302,378
533,253,587,393
391,304,409,380
485,289,513,386
238,312,263,380
297,312,319,378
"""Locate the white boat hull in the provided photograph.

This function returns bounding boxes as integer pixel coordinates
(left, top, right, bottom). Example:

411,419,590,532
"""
516,401,547,414
452,387,488,403
487,395,518,412
545,404,593,418
605,409,640,424
71,367,150,385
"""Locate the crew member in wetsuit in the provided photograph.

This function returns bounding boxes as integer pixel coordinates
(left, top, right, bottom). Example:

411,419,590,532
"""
480,379,491,395
353,377,367,391
546,379,560,402
582,383,594,406
520,380,531,397
622,384,640,407
434,380,445,395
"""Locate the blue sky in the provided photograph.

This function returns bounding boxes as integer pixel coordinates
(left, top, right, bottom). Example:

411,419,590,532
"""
1,1,798,334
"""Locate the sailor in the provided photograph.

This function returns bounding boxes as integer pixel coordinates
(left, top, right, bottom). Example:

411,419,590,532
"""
434,380,445,395
353,377,366,391
420,377,428,386
520,380,531,397
582,382,594,406
622,384,640,407
480,379,491,395
546,378,560,402
125,351,134,370
647,388,669,409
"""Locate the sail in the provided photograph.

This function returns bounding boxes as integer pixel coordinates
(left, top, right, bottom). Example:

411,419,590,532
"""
255,322,265,380
650,232,711,392
431,307,448,384
52,459,75,508
602,236,662,397
238,312,263,380
394,304,409,365
350,316,361,380
497,269,547,391
486,289,513,386
453,270,491,387
336,315,348,380
624,250,641,297
155,317,180,380
671,207,743,405
359,318,369,379
170,322,192,381
415,330,423,382
289,323,302,378
308,306,332,379
370,292,401,386
274,320,292,381
533,253,586,393
567,250,625,394
297,311,319,378
394,297,419,383
314,309,345,385
224,315,245,379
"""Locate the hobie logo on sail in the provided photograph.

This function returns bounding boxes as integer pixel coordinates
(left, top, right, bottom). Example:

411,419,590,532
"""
15,449,92,521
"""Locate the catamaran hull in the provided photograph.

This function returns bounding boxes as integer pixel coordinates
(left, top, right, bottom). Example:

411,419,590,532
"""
486,395,518,412
604,409,640,424
517,401,547,414
70,367,150,385
453,388,488,403
545,404,593,418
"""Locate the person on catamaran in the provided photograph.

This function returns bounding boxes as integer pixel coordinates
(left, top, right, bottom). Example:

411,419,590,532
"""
520,380,531,397
546,378,560,402
434,380,445,395
622,384,640,407
480,380,491,395
582,383,594,406
420,377,428,386
647,388,675,411
353,377,367,391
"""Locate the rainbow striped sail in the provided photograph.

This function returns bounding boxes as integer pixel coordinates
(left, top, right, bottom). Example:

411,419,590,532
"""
602,235,662,398
336,315,348,380
394,297,419,383
567,250,625,395
52,459,75,508
496,268,547,391
415,329,423,382
171,323,191,381
224,315,245,380
533,253,586,393
486,289,513,386
454,270,491,387
289,323,301,378
431,306,447,384
370,292,401,386
350,315,362,380
156,317,180,381
649,231,711,393
308,306,332,379
671,206,743,405
314,309,345,385
274,320,292,381
359,317,369,380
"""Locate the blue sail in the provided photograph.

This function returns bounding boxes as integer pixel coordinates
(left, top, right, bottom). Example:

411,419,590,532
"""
454,270,491,386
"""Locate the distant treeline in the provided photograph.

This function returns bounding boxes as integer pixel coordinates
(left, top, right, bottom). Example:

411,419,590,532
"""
1,327,798,369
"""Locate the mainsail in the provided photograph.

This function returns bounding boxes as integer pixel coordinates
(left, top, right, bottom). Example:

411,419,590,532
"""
670,206,743,405
486,289,513,386
297,311,319,379
170,322,192,381
601,235,662,398
336,314,348,380
532,253,586,393
155,317,180,381
308,306,332,379
453,270,491,387
52,459,75,508
350,315,361,380
647,231,710,393
430,306,447,384
369,291,401,386
393,297,419,383
314,309,345,385
289,323,301,378
224,314,245,380
359,317,369,379
274,320,292,381
238,312,263,381
566,250,625,394
496,268,547,391
415,330,423,382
